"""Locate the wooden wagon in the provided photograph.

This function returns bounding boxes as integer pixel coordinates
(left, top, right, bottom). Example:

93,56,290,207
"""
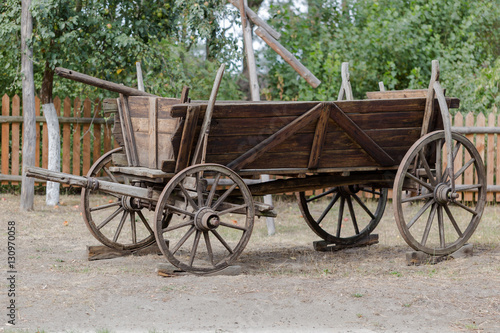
27,60,486,274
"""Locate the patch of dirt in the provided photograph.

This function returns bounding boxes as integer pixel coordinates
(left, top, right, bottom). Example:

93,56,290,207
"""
1,194,499,332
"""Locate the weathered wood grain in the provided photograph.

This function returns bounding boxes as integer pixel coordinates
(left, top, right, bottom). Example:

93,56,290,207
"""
175,105,200,172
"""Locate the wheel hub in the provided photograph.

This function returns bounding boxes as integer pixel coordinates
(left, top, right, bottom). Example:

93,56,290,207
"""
194,207,220,231
433,183,458,205
339,185,360,196
121,196,140,211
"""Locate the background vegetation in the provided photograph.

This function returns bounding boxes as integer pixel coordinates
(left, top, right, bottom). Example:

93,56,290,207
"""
0,0,499,113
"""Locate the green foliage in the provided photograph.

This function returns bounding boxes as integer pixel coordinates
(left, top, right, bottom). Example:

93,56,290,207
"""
262,0,500,113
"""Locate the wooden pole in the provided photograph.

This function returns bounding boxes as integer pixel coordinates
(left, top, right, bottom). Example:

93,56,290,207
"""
43,103,60,206
255,27,321,88
227,0,281,40
20,0,36,211
136,62,145,92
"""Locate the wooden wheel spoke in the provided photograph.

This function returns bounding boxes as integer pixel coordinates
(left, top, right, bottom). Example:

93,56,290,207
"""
196,173,204,208
435,139,442,182
405,172,434,192
401,192,434,203
90,201,121,212
113,211,128,242
219,221,247,231
360,188,382,196
437,206,445,247
171,226,196,255
212,184,238,211
336,196,345,238
421,204,437,246
211,229,234,254
97,207,124,230
130,211,137,244
218,203,248,216
346,196,360,235
103,166,119,183
206,173,222,207
137,210,154,235
179,183,199,210
442,142,462,182
443,204,463,238
162,220,194,233
306,188,338,203
203,231,214,265
352,194,376,219
407,199,435,229
165,204,195,217
316,193,340,225
419,150,437,186
453,158,475,181
189,231,202,267
450,200,478,216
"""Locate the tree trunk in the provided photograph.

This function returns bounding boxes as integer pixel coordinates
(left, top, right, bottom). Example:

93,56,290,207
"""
21,0,36,211
40,61,54,104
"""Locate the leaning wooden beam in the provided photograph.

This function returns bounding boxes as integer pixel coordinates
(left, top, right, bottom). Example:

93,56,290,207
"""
227,103,324,171
308,104,330,169
420,60,439,136
175,105,201,172
118,94,139,166
255,27,321,88
329,103,395,166
227,0,281,40
55,67,156,97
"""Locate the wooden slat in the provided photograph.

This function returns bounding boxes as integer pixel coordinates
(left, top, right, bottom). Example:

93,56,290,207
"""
41,99,48,170
72,97,81,176
497,114,500,202
464,112,474,201
82,98,92,174
93,98,102,163
62,97,71,175
11,95,20,184
453,113,464,200
227,103,324,171
1,95,10,184
309,105,334,168
35,96,41,168
366,89,428,99
175,105,200,172
487,113,495,202
476,113,486,202
180,86,190,103
329,102,395,166
148,97,158,169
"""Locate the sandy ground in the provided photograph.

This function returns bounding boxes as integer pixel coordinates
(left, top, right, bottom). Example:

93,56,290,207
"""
1,194,499,332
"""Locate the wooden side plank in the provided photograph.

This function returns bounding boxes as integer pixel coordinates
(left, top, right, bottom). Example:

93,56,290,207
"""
329,102,395,166
227,103,324,171
308,104,330,168
366,89,428,99
175,105,200,172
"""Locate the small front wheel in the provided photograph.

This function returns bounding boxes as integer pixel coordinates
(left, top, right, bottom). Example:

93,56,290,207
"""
154,164,254,274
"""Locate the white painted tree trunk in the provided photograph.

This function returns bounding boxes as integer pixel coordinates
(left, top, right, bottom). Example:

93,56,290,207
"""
43,103,60,206
20,0,36,211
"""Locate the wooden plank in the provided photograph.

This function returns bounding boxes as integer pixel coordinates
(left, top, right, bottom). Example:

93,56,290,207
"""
464,112,474,201
93,98,102,163
1,95,10,184
168,97,459,119
119,94,139,166
453,113,464,200
35,96,41,168
497,114,500,202
308,105,332,168
421,60,439,136
11,95,20,184
329,103,395,166
72,97,81,176
366,89,428,99
62,97,71,175
227,103,324,171
148,97,158,169
130,118,179,134
103,98,118,114
82,98,92,175
180,86,190,103
175,105,200,172
476,113,486,202
108,166,173,179
487,113,495,202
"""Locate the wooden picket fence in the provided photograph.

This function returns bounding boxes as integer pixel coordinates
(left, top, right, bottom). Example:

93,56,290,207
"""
0,94,117,185
0,94,499,202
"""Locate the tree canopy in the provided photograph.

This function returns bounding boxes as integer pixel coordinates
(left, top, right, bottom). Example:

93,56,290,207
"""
0,0,498,112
